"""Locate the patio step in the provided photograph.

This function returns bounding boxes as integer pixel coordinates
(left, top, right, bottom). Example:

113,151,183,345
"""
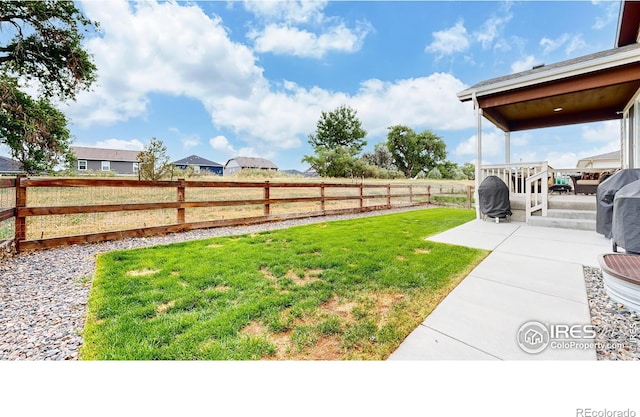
548,196,596,211
545,208,596,220
528,209,596,231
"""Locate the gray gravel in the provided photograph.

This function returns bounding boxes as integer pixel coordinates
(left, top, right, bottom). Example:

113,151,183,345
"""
0,207,428,360
583,266,640,360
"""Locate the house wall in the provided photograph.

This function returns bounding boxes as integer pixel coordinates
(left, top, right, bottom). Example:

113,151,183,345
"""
175,164,223,175
79,160,136,175
622,88,640,169
224,160,241,176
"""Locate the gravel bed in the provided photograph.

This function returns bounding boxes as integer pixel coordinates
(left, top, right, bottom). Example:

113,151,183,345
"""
0,206,428,360
583,266,640,360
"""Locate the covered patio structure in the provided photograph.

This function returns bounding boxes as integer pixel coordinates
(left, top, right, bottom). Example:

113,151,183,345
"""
457,0,640,224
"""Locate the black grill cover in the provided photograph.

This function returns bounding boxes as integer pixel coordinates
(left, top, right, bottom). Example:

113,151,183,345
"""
596,169,640,238
478,175,512,218
612,180,640,254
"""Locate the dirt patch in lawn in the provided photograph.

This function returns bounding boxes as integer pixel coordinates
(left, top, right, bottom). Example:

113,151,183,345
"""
126,268,160,277
285,269,323,285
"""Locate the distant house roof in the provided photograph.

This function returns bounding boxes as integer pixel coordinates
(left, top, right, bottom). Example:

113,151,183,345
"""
282,169,304,176
581,150,621,161
304,167,319,177
173,155,223,167
226,156,278,170
71,146,140,162
0,156,22,173
577,150,621,168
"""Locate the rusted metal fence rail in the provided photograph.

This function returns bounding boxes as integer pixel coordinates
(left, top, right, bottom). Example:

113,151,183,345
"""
10,176,473,252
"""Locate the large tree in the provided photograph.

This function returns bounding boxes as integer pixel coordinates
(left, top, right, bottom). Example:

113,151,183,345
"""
0,1,98,100
386,125,447,178
307,105,367,153
0,1,98,173
303,105,367,177
0,75,73,174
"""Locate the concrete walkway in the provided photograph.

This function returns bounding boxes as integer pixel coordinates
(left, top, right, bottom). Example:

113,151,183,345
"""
388,219,612,360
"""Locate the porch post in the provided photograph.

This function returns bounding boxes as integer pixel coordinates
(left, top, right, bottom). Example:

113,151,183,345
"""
505,131,510,163
473,92,482,219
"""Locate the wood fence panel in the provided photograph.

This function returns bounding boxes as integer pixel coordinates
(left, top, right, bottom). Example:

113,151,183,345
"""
13,177,473,252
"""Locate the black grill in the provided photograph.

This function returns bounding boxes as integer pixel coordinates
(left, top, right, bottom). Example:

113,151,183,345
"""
596,169,640,238
478,176,512,220
612,179,640,254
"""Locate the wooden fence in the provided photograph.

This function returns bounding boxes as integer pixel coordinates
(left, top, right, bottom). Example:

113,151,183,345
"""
0,177,16,258
1,176,473,253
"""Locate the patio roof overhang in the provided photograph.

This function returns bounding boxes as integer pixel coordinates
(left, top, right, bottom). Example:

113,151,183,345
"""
457,43,640,133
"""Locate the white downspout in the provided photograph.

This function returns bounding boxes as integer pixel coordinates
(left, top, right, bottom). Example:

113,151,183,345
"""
473,91,482,219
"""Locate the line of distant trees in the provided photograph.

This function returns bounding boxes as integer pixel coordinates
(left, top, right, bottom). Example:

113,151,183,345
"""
302,105,474,180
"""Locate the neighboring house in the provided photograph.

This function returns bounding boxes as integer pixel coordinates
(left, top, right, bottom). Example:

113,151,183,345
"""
71,146,141,175
303,167,320,178
173,155,223,176
224,156,278,176
0,156,23,175
576,150,622,169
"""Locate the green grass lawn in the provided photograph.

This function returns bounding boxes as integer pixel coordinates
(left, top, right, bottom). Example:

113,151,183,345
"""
81,208,486,360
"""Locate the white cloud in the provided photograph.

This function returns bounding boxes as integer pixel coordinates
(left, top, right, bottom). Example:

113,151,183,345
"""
77,138,145,151
249,21,371,58
454,129,505,159
511,55,538,73
70,0,265,126
69,1,474,159
352,74,474,135
243,0,328,25
170,128,201,150
592,1,619,30
209,135,237,155
426,21,470,57
244,0,371,59
581,120,620,143
540,33,586,56
208,73,474,150
475,13,512,49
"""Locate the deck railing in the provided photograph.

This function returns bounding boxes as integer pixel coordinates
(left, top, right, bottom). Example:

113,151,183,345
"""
480,162,618,221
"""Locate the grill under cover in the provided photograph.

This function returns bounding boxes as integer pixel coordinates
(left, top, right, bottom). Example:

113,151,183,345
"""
478,175,512,218
596,169,640,238
612,180,640,254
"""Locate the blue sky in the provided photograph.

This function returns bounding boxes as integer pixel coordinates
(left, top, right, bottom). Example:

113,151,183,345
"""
4,0,625,171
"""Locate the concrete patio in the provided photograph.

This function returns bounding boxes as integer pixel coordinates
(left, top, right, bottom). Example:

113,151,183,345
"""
388,219,613,360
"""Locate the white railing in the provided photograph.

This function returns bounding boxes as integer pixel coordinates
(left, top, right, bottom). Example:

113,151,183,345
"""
480,161,549,221
480,162,619,223
525,166,548,221
480,161,548,196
